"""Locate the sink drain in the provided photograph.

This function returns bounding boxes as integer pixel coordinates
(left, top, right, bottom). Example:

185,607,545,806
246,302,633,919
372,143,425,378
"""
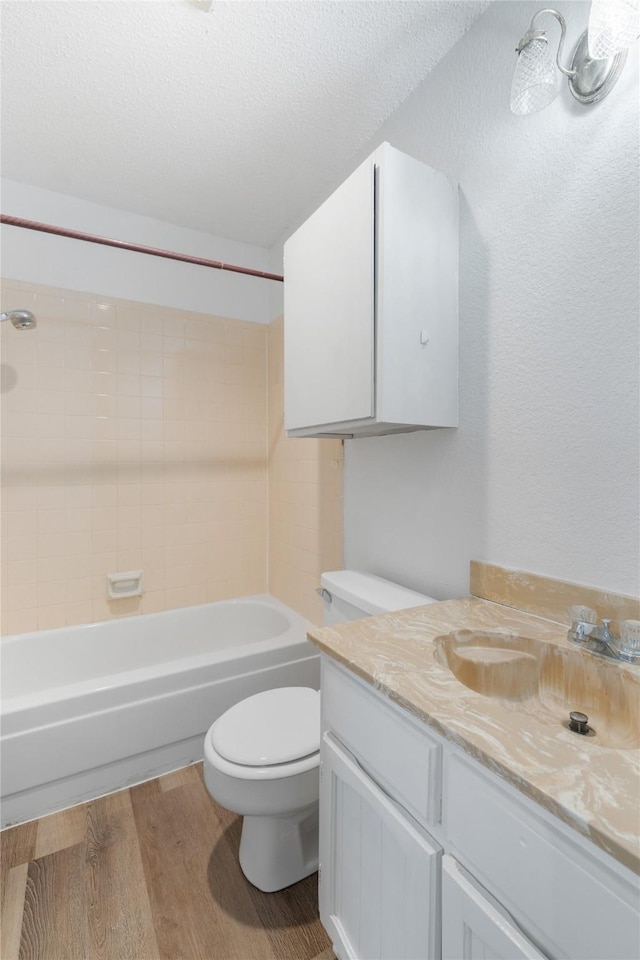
568,711,594,736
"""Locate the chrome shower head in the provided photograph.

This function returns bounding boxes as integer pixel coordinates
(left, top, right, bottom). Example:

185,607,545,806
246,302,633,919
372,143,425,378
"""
0,309,37,330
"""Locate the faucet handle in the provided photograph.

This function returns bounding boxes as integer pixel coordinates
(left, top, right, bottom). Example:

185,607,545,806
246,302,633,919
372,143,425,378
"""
619,620,640,658
568,606,598,642
568,605,597,625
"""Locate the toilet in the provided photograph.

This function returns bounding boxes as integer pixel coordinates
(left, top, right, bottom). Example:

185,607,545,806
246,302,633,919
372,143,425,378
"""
203,570,435,892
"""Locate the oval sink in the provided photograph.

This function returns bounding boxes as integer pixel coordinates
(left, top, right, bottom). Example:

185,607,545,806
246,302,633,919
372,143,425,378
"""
434,629,640,749
434,630,540,700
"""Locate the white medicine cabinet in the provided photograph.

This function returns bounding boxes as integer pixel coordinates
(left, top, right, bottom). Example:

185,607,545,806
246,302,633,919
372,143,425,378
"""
284,142,459,438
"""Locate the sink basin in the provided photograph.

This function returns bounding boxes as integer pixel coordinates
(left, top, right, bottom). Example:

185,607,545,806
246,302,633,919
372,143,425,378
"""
434,629,640,749
434,631,541,700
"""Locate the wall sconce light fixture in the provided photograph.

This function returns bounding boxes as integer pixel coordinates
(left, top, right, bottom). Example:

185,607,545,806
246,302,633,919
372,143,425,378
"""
511,2,639,115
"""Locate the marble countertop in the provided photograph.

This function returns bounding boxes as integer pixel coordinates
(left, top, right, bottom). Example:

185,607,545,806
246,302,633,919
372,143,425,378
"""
308,597,640,875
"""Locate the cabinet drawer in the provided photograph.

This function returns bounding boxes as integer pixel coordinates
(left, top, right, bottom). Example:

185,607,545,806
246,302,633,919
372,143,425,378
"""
322,657,442,826
444,754,640,960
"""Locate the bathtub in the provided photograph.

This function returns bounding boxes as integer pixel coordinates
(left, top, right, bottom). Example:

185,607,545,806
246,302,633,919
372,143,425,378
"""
0,595,319,827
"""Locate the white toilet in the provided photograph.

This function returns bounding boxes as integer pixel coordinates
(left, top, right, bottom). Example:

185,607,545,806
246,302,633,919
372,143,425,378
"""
203,570,435,892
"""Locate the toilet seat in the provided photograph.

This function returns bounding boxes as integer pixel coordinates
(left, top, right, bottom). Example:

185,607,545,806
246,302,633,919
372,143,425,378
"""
212,687,320,766
205,732,319,780
205,686,321,782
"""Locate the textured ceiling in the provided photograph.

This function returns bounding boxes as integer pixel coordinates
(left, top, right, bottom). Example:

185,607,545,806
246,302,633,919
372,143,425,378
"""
1,1,488,247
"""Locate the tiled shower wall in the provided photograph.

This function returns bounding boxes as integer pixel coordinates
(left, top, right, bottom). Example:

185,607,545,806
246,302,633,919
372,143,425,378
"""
267,317,343,624
0,280,268,634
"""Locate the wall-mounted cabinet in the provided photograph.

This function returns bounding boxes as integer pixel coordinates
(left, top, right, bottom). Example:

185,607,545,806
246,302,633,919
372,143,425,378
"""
284,142,458,438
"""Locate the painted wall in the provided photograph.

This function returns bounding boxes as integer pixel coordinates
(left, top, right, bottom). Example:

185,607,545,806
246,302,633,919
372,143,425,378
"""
267,317,343,624
1,279,267,634
1,180,273,323
281,0,638,599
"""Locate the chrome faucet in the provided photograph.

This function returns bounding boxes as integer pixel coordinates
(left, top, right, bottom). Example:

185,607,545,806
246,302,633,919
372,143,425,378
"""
568,609,640,664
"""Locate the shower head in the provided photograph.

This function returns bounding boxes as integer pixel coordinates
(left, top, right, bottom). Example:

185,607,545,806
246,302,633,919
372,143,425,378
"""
0,309,37,330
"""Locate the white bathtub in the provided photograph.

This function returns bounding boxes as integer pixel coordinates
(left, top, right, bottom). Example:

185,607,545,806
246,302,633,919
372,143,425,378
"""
0,595,319,827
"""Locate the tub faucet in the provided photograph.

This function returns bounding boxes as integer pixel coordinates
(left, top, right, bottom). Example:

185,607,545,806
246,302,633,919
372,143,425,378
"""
568,609,640,664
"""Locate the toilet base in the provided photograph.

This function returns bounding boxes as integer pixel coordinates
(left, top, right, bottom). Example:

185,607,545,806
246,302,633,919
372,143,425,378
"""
238,803,319,892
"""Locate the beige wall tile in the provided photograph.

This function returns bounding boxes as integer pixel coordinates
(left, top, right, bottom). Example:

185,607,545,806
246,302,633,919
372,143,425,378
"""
266,317,343,626
37,603,67,630
1,280,269,633
4,609,39,635
2,287,341,636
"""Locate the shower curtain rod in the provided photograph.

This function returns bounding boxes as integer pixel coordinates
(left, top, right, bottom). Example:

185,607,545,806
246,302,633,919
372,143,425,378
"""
0,214,284,283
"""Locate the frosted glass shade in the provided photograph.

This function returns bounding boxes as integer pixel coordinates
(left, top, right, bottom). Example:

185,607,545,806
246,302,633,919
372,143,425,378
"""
588,0,640,59
510,38,559,115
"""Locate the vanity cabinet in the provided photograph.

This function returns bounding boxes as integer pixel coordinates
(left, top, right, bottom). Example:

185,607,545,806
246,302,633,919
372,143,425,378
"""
284,142,458,438
320,733,441,960
319,657,640,960
443,754,639,960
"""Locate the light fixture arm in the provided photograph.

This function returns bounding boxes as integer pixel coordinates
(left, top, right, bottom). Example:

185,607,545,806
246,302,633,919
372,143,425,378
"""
522,8,576,78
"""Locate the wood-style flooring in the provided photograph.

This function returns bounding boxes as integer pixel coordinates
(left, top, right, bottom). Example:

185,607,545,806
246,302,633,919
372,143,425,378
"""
0,763,335,960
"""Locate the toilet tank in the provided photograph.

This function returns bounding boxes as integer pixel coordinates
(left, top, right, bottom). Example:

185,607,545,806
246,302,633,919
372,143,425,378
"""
320,570,436,626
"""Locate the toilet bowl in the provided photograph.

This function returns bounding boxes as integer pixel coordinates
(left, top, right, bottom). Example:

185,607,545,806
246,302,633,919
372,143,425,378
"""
204,570,436,894
203,686,321,893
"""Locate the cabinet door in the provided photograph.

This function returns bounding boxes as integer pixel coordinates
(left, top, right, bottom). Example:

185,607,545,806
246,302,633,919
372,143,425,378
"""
284,155,375,431
442,856,547,960
320,733,441,960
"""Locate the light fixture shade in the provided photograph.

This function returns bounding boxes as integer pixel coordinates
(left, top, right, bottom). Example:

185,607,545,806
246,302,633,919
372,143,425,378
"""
510,37,559,115
588,0,640,59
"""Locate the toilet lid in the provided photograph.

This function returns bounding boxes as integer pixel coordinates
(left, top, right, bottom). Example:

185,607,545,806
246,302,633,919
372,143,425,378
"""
211,687,320,766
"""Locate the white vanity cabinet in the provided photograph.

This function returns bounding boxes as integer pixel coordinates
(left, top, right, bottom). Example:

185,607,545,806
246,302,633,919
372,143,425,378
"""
320,733,441,960
284,142,458,438
319,657,640,960
320,656,444,960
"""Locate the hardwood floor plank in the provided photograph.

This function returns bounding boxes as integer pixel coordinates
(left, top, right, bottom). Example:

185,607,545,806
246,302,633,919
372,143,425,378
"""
159,764,201,793
19,843,88,960
131,778,279,960
246,872,331,960
84,789,160,960
18,790,159,960
1,821,38,882
1,863,28,960
139,775,162,796
33,802,87,860
1,819,38,924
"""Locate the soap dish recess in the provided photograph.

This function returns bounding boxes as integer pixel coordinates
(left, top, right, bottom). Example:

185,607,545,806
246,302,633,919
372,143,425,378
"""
107,570,143,599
